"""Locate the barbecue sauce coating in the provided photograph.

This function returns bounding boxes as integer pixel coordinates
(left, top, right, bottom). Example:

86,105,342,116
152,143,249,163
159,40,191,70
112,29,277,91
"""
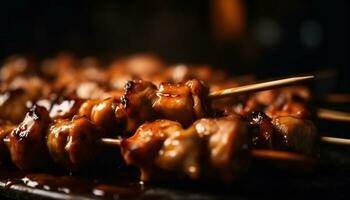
121,116,251,182
153,79,208,127
272,116,318,156
4,105,52,170
47,117,105,171
224,86,312,119
246,112,318,156
115,80,158,134
116,79,209,134
90,97,120,135
194,115,250,182
121,120,183,181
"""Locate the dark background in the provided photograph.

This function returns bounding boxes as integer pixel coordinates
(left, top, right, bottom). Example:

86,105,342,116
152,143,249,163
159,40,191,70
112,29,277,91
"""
0,0,349,91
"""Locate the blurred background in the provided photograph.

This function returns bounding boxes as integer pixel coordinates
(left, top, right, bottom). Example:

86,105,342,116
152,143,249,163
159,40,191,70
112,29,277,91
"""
0,0,349,91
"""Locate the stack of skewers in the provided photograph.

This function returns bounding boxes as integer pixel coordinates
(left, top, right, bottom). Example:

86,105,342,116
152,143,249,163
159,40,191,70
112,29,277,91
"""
0,54,349,184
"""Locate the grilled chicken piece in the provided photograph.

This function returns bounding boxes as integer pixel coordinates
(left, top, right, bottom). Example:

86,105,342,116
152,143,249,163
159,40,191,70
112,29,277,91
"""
246,112,318,156
90,97,120,135
272,116,318,156
121,115,251,182
47,116,105,170
78,99,98,118
121,120,183,181
4,105,52,170
116,79,208,134
223,86,312,119
115,80,159,134
194,115,250,181
153,79,208,127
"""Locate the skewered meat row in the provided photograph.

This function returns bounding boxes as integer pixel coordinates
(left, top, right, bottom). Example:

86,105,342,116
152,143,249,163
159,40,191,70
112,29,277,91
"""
0,54,318,183
3,105,105,171
220,86,312,119
0,78,208,170
122,115,251,182
1,102,317,181
0,75,316,173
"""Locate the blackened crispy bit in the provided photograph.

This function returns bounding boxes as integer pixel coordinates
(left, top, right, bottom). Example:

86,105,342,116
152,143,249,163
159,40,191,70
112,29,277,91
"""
115,80,159,134
248,112,274,149
272,116,318,156
47,117,104,171
121,116,251,182
49,98,84,120
4,105,52,170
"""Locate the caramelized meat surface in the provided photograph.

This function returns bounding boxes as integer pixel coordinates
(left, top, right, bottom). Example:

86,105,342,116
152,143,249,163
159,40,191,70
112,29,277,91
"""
115,80,158,134
194,115,250,181
223,86,312,119
116,79,208,134
272,116,318,156
47,117,105,170
90,97,120,135
153,79,208,127
122,115,251,182
4,105,52,170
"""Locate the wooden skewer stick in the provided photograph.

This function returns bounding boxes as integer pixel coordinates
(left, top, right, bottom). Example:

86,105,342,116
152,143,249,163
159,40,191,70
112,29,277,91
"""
251,149,310,162
101,136,350,146
208,75,315,99
208,75,350,123
317,108,350,122
321,136,350,146
100,138,122,146
99,138,310,163
100,136,350,163
100,136,350,148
